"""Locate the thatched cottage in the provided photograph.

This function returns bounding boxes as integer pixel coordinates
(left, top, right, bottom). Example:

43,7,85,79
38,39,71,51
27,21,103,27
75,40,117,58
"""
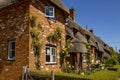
0,0,110,79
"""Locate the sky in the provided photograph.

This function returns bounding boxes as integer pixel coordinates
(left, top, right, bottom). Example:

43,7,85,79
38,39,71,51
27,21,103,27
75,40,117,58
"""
62,0,120,51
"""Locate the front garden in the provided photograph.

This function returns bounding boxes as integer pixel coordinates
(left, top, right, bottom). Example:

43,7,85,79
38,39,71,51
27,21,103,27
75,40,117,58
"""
30,64,120,80
29,55,120,80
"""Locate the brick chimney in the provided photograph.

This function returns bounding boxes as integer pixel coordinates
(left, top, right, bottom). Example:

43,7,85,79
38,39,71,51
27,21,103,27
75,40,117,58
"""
69,8,76,22
89,29,94,33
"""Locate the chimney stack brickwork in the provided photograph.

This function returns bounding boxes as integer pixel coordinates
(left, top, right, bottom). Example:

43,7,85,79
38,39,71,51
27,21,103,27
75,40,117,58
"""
69,8,76,22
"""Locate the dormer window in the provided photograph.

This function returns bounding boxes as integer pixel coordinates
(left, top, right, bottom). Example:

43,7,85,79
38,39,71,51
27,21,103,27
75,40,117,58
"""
45,6,55,18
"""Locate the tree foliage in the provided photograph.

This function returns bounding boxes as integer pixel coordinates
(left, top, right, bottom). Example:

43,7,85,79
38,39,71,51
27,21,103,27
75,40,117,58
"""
109,47,116,57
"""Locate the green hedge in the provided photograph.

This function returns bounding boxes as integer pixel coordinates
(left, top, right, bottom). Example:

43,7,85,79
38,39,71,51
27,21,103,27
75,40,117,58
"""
31,71,90,80
107,67,118,71
55,72,90,80
55,76,90,80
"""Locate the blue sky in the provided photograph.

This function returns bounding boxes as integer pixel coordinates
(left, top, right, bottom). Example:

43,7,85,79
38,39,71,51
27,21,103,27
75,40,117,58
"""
62,0,120,51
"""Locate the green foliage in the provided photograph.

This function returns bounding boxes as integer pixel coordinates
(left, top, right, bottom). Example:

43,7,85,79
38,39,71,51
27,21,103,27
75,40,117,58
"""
91,64,102,73
30,28,43,69
88,70,119,80
65,62,74,73
116,53,120,63
30,14,37,27
109,47,117,57
31,28,40,40
107,67,118,71
31,70,90,80
105,57,118,67
85,43,92,66
60,39,73,72
33,40,43,56
32,65,120,80
61,39,73,61
47,27,62,43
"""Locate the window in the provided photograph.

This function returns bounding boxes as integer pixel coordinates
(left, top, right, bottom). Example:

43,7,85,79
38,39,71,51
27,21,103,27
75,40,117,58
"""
45,6,55,18
46,44,56,64
8,41,16,60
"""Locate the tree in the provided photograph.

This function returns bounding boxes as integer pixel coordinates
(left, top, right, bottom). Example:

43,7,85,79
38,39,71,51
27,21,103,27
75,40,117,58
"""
109,47,116,57
116,52,120,64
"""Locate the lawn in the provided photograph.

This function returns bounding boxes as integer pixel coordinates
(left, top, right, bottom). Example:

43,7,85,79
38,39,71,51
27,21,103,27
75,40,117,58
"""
87,65,120,80
30,65,120,80
88,70,119,80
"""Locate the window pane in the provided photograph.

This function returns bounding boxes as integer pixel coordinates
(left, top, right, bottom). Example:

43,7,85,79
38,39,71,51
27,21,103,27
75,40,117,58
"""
46,44,56,63
46,55,50,62
45,7,54,17
46,47,50,55
52,48,56,55
8,41,16,60
49,12,53,16
12,42,15,49
12,51,15,57
46,11,50,16
52,56,56,62
9,51,15,59
48,7,53,11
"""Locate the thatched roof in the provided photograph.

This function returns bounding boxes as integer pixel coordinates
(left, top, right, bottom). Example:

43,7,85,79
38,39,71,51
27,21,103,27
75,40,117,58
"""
0,0,13,8
95,37,110,52
88,34,98,48
69,38,87,53
0,0,69,13
50,0,69,13
102,51,110,58
65,18,88,53
66,18,87,43
84,30,104,52
75,32,87,43
66,26,74,38
66,18,80,30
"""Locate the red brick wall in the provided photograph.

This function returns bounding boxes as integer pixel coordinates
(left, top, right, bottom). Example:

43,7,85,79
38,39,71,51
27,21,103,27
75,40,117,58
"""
0,1,30,80
0,0,67,79
28,0,66,72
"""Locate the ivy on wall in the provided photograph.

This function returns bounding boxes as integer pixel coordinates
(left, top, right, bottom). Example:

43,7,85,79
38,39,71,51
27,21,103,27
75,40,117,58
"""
60,39,73,72
47,27,62,43
30,14,37,27
85,43,92,68
30,14,43,69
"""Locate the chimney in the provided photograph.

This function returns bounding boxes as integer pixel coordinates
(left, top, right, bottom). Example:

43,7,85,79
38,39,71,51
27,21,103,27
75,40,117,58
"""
86,25,88,31
89,29,94,33
69,8,76,22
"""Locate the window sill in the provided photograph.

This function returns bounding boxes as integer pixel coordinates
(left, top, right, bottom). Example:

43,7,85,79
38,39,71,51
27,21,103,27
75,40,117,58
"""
46,17,56,22
45,62,57,65
7,59,15,61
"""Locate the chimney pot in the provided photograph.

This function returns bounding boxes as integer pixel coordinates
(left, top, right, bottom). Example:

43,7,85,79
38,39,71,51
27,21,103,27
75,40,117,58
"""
86,25,88,31
69,8,76,22
89,29,94,33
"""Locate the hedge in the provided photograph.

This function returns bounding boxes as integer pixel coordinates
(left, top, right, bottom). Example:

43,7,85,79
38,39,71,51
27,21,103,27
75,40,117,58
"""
30,71,90,80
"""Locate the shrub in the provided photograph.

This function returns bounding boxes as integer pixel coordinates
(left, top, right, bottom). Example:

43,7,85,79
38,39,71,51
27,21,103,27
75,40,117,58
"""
31,71,91,80
55,72,91,80
107,67,118,71
105,57,118,67
90,64,102,73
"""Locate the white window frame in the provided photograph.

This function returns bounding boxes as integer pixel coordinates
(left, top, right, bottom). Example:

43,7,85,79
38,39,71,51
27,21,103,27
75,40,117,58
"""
46,45,56,64
45,6,55,18
8,41,16,60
